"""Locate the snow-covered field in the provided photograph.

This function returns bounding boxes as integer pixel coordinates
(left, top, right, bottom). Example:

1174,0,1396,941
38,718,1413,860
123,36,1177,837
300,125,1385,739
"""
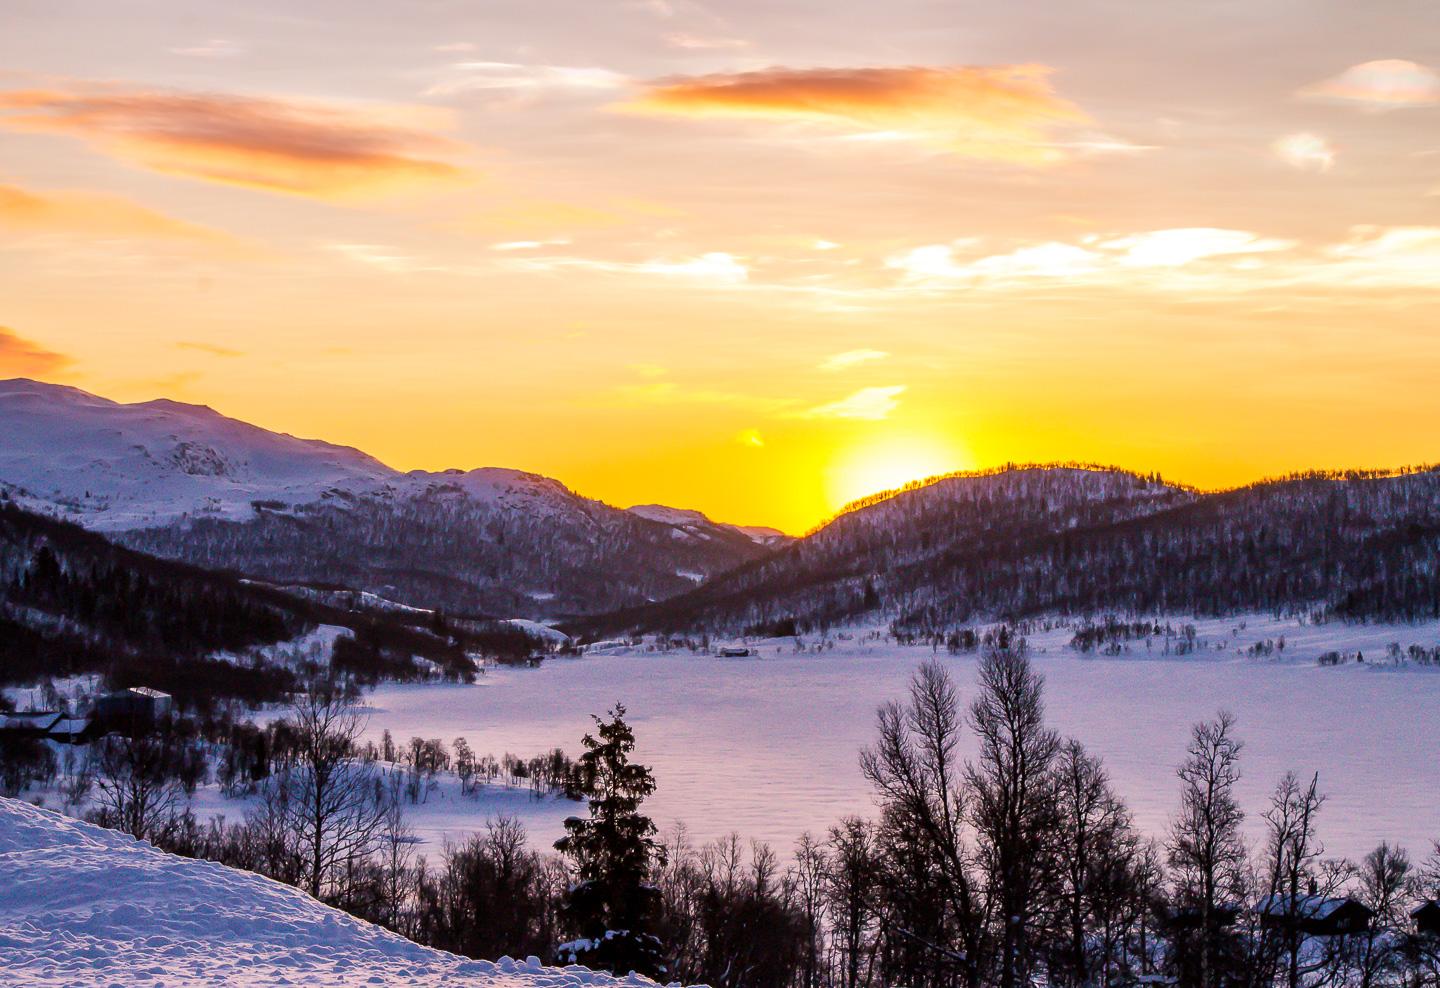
358,615,1440,861
0,796,681,988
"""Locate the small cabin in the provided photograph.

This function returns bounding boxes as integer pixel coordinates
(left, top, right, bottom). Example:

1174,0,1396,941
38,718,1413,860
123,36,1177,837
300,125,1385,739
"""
0,711,63,739
718,646,753,658
94,687,173,725
1257,895,1374,936
1165,903,1241,931
1414,900,1440,938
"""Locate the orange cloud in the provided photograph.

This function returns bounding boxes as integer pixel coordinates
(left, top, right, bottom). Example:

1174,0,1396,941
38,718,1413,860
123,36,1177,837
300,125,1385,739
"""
0,327,72,377
625,64,1088,162
0,181,240,245
0,83,474,199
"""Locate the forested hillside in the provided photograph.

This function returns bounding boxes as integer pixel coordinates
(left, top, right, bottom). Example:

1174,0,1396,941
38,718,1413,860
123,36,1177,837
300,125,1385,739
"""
0,501,544,709
574,465,1440,636
123,476,774,616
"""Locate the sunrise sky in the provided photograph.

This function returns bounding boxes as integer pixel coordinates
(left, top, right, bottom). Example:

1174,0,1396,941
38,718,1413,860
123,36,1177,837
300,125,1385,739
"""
2,1,1439,532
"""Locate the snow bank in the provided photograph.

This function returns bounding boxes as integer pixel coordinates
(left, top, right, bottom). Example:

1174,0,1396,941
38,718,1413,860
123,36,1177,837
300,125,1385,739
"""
0,797,686,988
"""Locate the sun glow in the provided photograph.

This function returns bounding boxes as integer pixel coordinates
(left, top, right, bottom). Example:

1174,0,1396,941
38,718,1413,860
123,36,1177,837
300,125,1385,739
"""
824,432,971,514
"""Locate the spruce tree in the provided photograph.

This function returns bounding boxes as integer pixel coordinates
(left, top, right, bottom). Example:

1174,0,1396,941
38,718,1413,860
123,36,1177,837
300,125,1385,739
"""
554,704,667,977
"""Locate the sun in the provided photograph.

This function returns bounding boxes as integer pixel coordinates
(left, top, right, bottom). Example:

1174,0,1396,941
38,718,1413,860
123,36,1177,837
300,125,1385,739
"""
824,432,970,512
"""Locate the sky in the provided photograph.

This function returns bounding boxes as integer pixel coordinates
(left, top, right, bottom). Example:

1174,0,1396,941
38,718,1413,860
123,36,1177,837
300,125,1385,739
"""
2,0,1439,533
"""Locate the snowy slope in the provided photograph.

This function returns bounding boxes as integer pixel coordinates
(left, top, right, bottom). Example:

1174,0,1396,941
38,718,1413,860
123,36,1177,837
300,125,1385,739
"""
0,378,399,530
0,796,682,988
627,504,791,547
0,380,722,536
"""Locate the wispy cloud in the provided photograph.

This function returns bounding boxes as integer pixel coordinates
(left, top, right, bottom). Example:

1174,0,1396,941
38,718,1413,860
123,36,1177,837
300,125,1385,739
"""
1300,59,1440,108
169,39,245,58
1099,228,1296,267
735,427,764,447
490,239,571,250
509,251,748,283
664,33,750,51
885,226,1440,293
0,181,245,247
889,228,1297,286
425,62,629,98
0,326,72,377
624,64,1089,162
1273,132,1335,172
819,348,888,372
804,384,905,420
176,341,242,357
0,82,474,200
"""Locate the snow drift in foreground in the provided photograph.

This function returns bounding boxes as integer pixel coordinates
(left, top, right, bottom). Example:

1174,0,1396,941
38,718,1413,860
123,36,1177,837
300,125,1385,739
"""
0,797,684,988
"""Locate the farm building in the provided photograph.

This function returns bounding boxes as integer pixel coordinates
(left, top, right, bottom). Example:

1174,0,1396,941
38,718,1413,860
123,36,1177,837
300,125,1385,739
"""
1257,895,1374,936
1414,900,1440,938
94,687,173,724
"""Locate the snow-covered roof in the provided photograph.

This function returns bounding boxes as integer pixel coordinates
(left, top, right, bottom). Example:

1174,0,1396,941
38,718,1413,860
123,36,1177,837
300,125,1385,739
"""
47,717,91,735
0,711,62,731
126,687,171,700
1256,894,1369,920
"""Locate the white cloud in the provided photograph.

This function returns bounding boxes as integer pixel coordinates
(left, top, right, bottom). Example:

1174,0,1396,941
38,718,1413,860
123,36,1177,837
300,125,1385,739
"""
425,62,629,97
490,239,571,251
805,385,905,421
1101,228,1297,267
819,348,889,372
1319,226,1440,286
1273,133,1335,173
1301,59,1440,108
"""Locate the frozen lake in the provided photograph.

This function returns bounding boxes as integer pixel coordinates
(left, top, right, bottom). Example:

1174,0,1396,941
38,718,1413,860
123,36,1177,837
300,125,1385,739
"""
362,616,1440,862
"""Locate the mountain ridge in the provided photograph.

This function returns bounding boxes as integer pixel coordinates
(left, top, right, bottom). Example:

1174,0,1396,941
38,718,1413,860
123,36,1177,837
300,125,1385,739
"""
0,378,780,616
571,463,1440,636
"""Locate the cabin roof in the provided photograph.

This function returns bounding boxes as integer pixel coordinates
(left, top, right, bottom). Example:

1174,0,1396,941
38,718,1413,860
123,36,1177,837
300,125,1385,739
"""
1257,895,1372,920
0,711,63,731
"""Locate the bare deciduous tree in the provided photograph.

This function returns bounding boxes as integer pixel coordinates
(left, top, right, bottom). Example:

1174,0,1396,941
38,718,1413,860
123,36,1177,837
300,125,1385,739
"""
1168,712,1247,988
271,681,388,900
967,645,1060,988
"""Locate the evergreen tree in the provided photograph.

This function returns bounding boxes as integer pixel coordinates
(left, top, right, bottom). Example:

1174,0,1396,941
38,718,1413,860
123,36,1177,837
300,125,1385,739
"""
554,704,667,978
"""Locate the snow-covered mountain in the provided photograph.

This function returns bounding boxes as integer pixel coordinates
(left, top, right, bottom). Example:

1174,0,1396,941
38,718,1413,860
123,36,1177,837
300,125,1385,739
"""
0,378,396,530
0,379,777,616
0,796,677,988
626,504,790,548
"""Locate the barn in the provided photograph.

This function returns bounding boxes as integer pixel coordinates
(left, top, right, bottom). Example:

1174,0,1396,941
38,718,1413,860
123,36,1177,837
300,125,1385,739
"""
94,687,173,725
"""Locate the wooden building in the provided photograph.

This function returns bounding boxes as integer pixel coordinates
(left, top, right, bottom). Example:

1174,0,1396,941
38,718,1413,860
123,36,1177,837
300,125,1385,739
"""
1257,895,1375,936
